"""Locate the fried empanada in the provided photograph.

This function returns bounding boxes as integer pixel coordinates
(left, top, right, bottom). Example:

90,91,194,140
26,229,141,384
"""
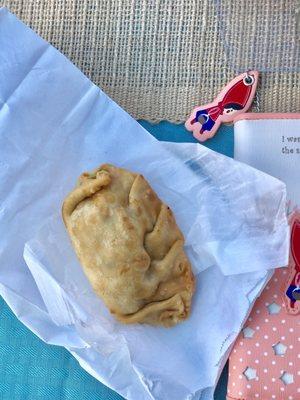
62,164,195,327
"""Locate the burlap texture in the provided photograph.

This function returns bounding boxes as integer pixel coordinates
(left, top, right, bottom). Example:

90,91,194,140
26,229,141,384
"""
1,0,299,122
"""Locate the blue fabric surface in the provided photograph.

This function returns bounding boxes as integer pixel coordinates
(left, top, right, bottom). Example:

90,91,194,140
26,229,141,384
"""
140,121,233,157
0,121,233,400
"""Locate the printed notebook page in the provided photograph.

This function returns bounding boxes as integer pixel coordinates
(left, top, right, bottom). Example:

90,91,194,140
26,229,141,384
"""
234,115,300,206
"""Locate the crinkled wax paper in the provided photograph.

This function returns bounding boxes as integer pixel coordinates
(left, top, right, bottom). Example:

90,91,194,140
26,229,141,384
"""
0,8,289,400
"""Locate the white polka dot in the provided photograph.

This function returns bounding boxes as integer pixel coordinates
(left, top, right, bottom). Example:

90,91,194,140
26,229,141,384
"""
289,345,294,349
255,342,260,347
271,395,276,399
281,319,286,324
272,361,276,365
264,368,268,373
274,279,278,283
264,386,268,390
264,352,268,356
255,359,259,364
283,270,287,275
298,354,300,358
288,396,293,400
238,392,243,396
297,388,300,393
289,328,294,333
297,371,300,375
272,327,277,331
239,341,244,346
229,372,231,377
239,358,243,362
272,378,276,382
266,286,270,290
265,318,269,323
280,387,285,392
264,335,269,339
255,394,259,398
256,310,261,314
256,326,260,330
232,382,235,386
233,365,236,369
233,349,237,353
247,350,251,355
281,336,286,340
265,302,269,306
239,375,243,379
298,337,300,341
246,384,251,389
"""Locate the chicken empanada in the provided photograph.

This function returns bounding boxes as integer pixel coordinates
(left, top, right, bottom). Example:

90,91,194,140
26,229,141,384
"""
62,164,195,327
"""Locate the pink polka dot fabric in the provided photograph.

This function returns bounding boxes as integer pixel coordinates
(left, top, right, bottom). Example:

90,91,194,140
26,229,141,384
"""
227,212,300,400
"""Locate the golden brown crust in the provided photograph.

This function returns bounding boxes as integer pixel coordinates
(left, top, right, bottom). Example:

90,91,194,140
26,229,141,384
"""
62,164,195,327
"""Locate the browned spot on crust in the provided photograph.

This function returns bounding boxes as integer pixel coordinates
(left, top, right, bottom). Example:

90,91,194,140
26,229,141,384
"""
119,265,130,275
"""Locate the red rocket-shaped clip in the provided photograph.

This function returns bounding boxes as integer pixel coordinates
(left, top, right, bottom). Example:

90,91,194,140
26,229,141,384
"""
185,71,259,142
285,214,300,314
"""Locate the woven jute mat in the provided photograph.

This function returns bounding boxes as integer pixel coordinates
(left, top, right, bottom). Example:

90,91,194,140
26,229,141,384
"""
1,0,299,122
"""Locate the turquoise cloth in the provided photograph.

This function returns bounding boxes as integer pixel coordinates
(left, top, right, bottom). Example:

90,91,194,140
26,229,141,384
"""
0,121,233,400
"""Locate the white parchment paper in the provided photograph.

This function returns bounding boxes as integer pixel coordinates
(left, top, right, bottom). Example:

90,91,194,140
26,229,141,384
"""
0,8,289,400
